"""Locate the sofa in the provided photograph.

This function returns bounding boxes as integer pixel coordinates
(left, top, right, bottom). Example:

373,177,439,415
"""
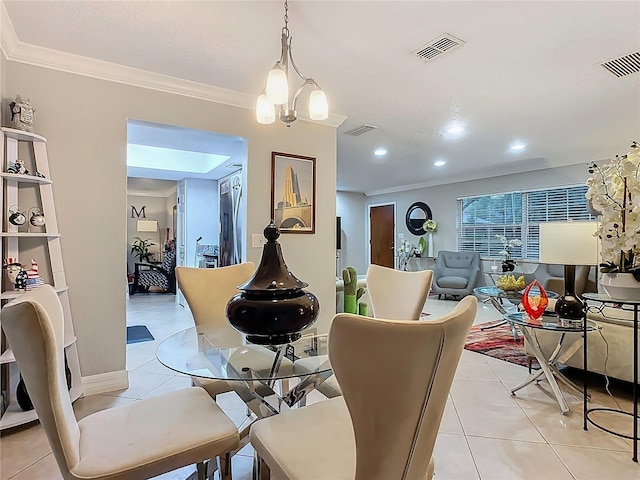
525,298,638,384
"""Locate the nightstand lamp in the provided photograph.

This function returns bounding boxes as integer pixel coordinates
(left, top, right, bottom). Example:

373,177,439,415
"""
539,221,600,320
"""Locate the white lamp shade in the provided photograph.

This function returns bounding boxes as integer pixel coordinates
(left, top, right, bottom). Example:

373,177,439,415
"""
309,89,328,120
266,67,288,105
539,221,600,265
137,219,158,232
256,94,276,124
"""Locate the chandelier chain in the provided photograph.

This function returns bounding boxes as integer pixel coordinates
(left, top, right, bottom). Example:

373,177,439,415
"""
282,0,289,36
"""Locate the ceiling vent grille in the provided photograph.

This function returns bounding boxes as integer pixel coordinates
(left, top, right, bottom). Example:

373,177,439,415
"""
600,51,640,77
413,34,464,62
343,124,378,136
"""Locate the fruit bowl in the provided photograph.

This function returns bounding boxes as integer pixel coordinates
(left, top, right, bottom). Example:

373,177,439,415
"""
496,274,526,292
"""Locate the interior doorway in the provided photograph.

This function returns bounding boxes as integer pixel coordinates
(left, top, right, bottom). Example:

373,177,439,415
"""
369,203,395,268
125,119,247,308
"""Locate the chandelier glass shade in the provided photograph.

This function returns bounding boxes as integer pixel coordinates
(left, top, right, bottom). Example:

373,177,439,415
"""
256,0,328,126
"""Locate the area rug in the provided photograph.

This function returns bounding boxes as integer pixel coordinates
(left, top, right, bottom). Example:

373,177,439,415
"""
464,323,539,369
126,325,155,344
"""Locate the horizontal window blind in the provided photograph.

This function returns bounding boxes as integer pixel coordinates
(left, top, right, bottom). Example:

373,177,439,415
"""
457,185,594,259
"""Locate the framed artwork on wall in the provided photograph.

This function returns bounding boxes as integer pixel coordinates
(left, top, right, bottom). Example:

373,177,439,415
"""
271,152,316,234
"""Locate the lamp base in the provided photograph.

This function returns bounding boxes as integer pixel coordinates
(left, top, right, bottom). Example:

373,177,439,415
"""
554,294,584,320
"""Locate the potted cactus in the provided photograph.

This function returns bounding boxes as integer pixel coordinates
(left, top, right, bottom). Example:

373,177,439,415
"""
343,266,365,314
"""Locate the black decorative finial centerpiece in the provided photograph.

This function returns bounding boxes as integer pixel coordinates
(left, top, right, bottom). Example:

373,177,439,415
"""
226,222,319,345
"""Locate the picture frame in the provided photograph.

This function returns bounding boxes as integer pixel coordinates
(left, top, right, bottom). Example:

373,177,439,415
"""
271,152,316,234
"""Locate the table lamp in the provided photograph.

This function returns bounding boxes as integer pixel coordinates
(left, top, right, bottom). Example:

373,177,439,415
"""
539,221,600,320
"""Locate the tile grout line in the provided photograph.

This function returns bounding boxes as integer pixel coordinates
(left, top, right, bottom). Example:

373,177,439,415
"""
448,393,483,479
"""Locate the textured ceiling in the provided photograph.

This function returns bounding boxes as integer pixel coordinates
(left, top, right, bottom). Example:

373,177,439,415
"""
3,1,640,194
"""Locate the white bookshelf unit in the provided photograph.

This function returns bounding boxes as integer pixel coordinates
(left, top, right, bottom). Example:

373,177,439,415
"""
1,127,83,430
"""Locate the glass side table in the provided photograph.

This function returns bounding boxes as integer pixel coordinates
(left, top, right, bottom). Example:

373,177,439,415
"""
474,286,558,340
582,293,639,462
504,312,594,414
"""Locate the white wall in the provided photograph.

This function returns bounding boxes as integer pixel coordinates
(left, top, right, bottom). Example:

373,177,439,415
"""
336,191,366,274
126,194,170,270
364,163,590,264
182,178,218,268
5,60,337,377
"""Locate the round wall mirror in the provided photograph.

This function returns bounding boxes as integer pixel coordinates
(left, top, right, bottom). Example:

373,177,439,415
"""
405,202,433,236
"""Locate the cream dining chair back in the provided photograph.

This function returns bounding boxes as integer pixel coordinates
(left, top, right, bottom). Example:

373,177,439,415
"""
312,264,434,400
252,295,477,480
1,285,239,480
366,264,433,320
176,262,255,397
176,262,255,333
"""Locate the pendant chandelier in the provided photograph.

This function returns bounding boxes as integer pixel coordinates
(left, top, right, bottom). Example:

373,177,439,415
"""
256,0,328,127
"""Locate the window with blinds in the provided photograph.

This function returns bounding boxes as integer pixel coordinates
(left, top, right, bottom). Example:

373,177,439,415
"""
457,185,594,259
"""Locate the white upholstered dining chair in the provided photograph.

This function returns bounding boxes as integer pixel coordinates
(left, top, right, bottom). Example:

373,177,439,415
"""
176,263,255,397
366,263,433,319
177,263,292,407
251,296,477,480
1,285,239,480
313,264,434,399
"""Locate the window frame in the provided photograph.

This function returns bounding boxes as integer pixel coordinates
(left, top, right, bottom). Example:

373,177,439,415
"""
457,184,594,260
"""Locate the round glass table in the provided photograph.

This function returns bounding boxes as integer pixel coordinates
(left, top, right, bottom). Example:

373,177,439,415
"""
505,312,595,414
156,326,332,419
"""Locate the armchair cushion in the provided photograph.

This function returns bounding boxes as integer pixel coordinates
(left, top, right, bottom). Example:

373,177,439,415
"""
437,276,469,289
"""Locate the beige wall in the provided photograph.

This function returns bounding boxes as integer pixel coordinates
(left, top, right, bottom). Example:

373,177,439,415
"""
5,60,337,377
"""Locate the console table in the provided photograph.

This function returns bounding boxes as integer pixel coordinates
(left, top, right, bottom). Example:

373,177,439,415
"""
582,293,639,462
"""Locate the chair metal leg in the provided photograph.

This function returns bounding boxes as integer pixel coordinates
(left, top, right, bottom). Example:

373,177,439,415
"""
218,452,232,480
253,452,270,480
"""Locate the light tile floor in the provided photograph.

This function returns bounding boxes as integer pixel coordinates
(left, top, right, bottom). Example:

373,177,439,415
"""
1,294,638,480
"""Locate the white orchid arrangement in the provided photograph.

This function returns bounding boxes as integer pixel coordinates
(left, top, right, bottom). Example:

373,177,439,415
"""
586,141,640,280
423,219,437,233
396,239,419,271
495,234,522,261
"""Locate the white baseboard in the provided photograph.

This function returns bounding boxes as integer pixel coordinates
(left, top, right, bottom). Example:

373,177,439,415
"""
81,369,129,396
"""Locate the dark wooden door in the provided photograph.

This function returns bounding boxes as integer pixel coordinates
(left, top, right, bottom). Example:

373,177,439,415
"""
370,205,395,267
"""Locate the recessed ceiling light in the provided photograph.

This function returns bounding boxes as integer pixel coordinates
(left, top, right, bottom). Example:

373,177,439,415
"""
510,142,527,152
434,160,446,167
447,124,464,134
374,148,387,157
442,121,466,140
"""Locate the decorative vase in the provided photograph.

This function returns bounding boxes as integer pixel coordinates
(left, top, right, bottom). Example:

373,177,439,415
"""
427,232,434,257
502,259,516,272
601,273,640,301
344,294,357,314
16,376,33,411
226,222,319,345
358,302,368,316
522,280,549,321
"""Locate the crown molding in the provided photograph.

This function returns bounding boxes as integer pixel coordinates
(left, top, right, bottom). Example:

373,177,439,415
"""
0,3,346,128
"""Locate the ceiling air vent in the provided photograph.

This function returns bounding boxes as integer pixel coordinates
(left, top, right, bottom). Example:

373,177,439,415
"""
343,124,378,136
600,51,640,77
413,33,464,62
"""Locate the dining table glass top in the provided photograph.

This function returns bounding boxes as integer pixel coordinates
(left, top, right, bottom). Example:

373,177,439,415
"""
156,326,331,382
